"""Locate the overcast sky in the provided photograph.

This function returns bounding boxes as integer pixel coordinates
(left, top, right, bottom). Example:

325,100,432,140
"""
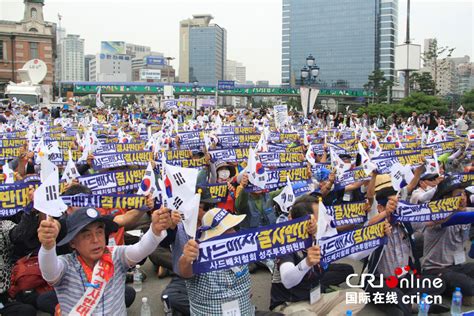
1,0,472,84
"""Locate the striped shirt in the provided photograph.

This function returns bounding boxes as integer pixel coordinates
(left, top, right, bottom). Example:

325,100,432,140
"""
186,266,253,316
422,224,469,271
376,224,412,277
53,246,129,315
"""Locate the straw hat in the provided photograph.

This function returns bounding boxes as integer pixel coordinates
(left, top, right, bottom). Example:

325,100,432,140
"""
197,208,246,241
374,174,393,192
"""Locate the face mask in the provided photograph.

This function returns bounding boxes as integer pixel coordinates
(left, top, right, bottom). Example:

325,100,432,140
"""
218,169,230,180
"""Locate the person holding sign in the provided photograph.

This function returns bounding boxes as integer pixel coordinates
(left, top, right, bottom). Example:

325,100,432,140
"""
270,195,365,315
235,173,281,229
422,177,474,306
37,207,170,315
365,174,447,315
178,208,254,315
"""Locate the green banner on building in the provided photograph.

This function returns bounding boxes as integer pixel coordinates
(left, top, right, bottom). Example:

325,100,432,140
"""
73,83,372,97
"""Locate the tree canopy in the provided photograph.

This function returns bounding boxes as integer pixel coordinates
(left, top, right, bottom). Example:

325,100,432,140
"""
357,92,448,117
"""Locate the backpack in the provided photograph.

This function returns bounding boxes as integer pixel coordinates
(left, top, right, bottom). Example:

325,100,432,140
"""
8,254,52,298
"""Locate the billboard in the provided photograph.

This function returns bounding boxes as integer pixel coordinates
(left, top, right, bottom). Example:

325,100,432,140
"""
395,44,421,71
101,41,126,55
218,80,235,90
140,69,161,80
145,56,165,66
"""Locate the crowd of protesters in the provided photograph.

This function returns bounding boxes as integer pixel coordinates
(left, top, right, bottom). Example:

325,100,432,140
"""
0,99,473,316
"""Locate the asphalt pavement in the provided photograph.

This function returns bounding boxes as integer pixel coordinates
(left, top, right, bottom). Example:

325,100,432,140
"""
125,257,474,316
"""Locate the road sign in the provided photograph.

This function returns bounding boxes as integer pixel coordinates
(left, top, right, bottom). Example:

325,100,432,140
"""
140,69,161,80
218,80,235,90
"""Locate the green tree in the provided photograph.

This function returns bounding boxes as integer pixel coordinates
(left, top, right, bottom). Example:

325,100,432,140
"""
461,89,474,111
410,72,435,95
397,92,449,116
357,103,393,117
364,70,393,103
128,94,138,105
121,94,129,106
359,92,449,117
110,97,122,108
286,97,301,111
80,97,94,107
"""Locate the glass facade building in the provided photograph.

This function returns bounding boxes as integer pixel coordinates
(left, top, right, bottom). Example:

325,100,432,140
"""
282,0,398,89
189,25,227,84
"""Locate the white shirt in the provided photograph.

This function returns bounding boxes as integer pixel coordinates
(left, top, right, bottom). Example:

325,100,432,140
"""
410,186,437,204
455,118,468,131
196,115,208,126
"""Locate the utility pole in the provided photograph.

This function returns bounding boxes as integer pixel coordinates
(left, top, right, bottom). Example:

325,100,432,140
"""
57,13,62,99
404,0,411,98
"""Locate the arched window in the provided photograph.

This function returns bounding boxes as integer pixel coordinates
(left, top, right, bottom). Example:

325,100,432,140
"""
29,28,38,32
31,8,37,19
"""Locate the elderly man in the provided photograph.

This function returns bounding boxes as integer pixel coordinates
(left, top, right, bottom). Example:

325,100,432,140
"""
38,207,170,315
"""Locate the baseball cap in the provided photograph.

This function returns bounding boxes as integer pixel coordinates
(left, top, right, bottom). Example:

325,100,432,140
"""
57,208,118,246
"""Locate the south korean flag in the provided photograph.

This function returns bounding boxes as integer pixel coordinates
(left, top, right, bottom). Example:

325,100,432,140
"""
358,142,377,176
247,147,268,190
425,152,440,175
468,130,474,142
137,162,159,199
305,143,317,166
273,178,295,214
164,162,199,212
2,162,15,184
34,164,67,217
368,131,382,158
61,149,81,184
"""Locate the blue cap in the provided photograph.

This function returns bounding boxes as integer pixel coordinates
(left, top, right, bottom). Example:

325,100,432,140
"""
346,311,352,316
315,167,331,182
456,287,461,292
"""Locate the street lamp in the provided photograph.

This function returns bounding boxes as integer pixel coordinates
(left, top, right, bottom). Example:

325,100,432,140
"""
300,54,320,118
192,81,199,117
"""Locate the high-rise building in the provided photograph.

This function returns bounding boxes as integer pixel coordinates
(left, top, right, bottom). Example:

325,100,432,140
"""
0,0,56,91
84,54,94,81
226,60,246,83
225,60,247,107
126,43,151,59
57,34,84,81
89,53,132,82
456,59,474,94
179,14,227,84
421,39,471,96
281,0,398,88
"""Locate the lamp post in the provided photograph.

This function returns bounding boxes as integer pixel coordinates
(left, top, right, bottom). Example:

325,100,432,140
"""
300,54,320,118
192,81,199,118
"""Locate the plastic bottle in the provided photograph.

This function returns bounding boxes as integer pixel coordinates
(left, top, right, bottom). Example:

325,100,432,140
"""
133,264,142,292
418,293,430,316
140,297,151,316
162,294,173,315
451,287,462,316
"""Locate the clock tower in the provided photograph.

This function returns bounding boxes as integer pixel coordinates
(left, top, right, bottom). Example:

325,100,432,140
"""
23,0,45,23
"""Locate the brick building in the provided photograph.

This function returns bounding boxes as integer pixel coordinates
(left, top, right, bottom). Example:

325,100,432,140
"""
0,0,56,93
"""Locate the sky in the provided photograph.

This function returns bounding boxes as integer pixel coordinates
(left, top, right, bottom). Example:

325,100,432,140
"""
1,0,473,85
